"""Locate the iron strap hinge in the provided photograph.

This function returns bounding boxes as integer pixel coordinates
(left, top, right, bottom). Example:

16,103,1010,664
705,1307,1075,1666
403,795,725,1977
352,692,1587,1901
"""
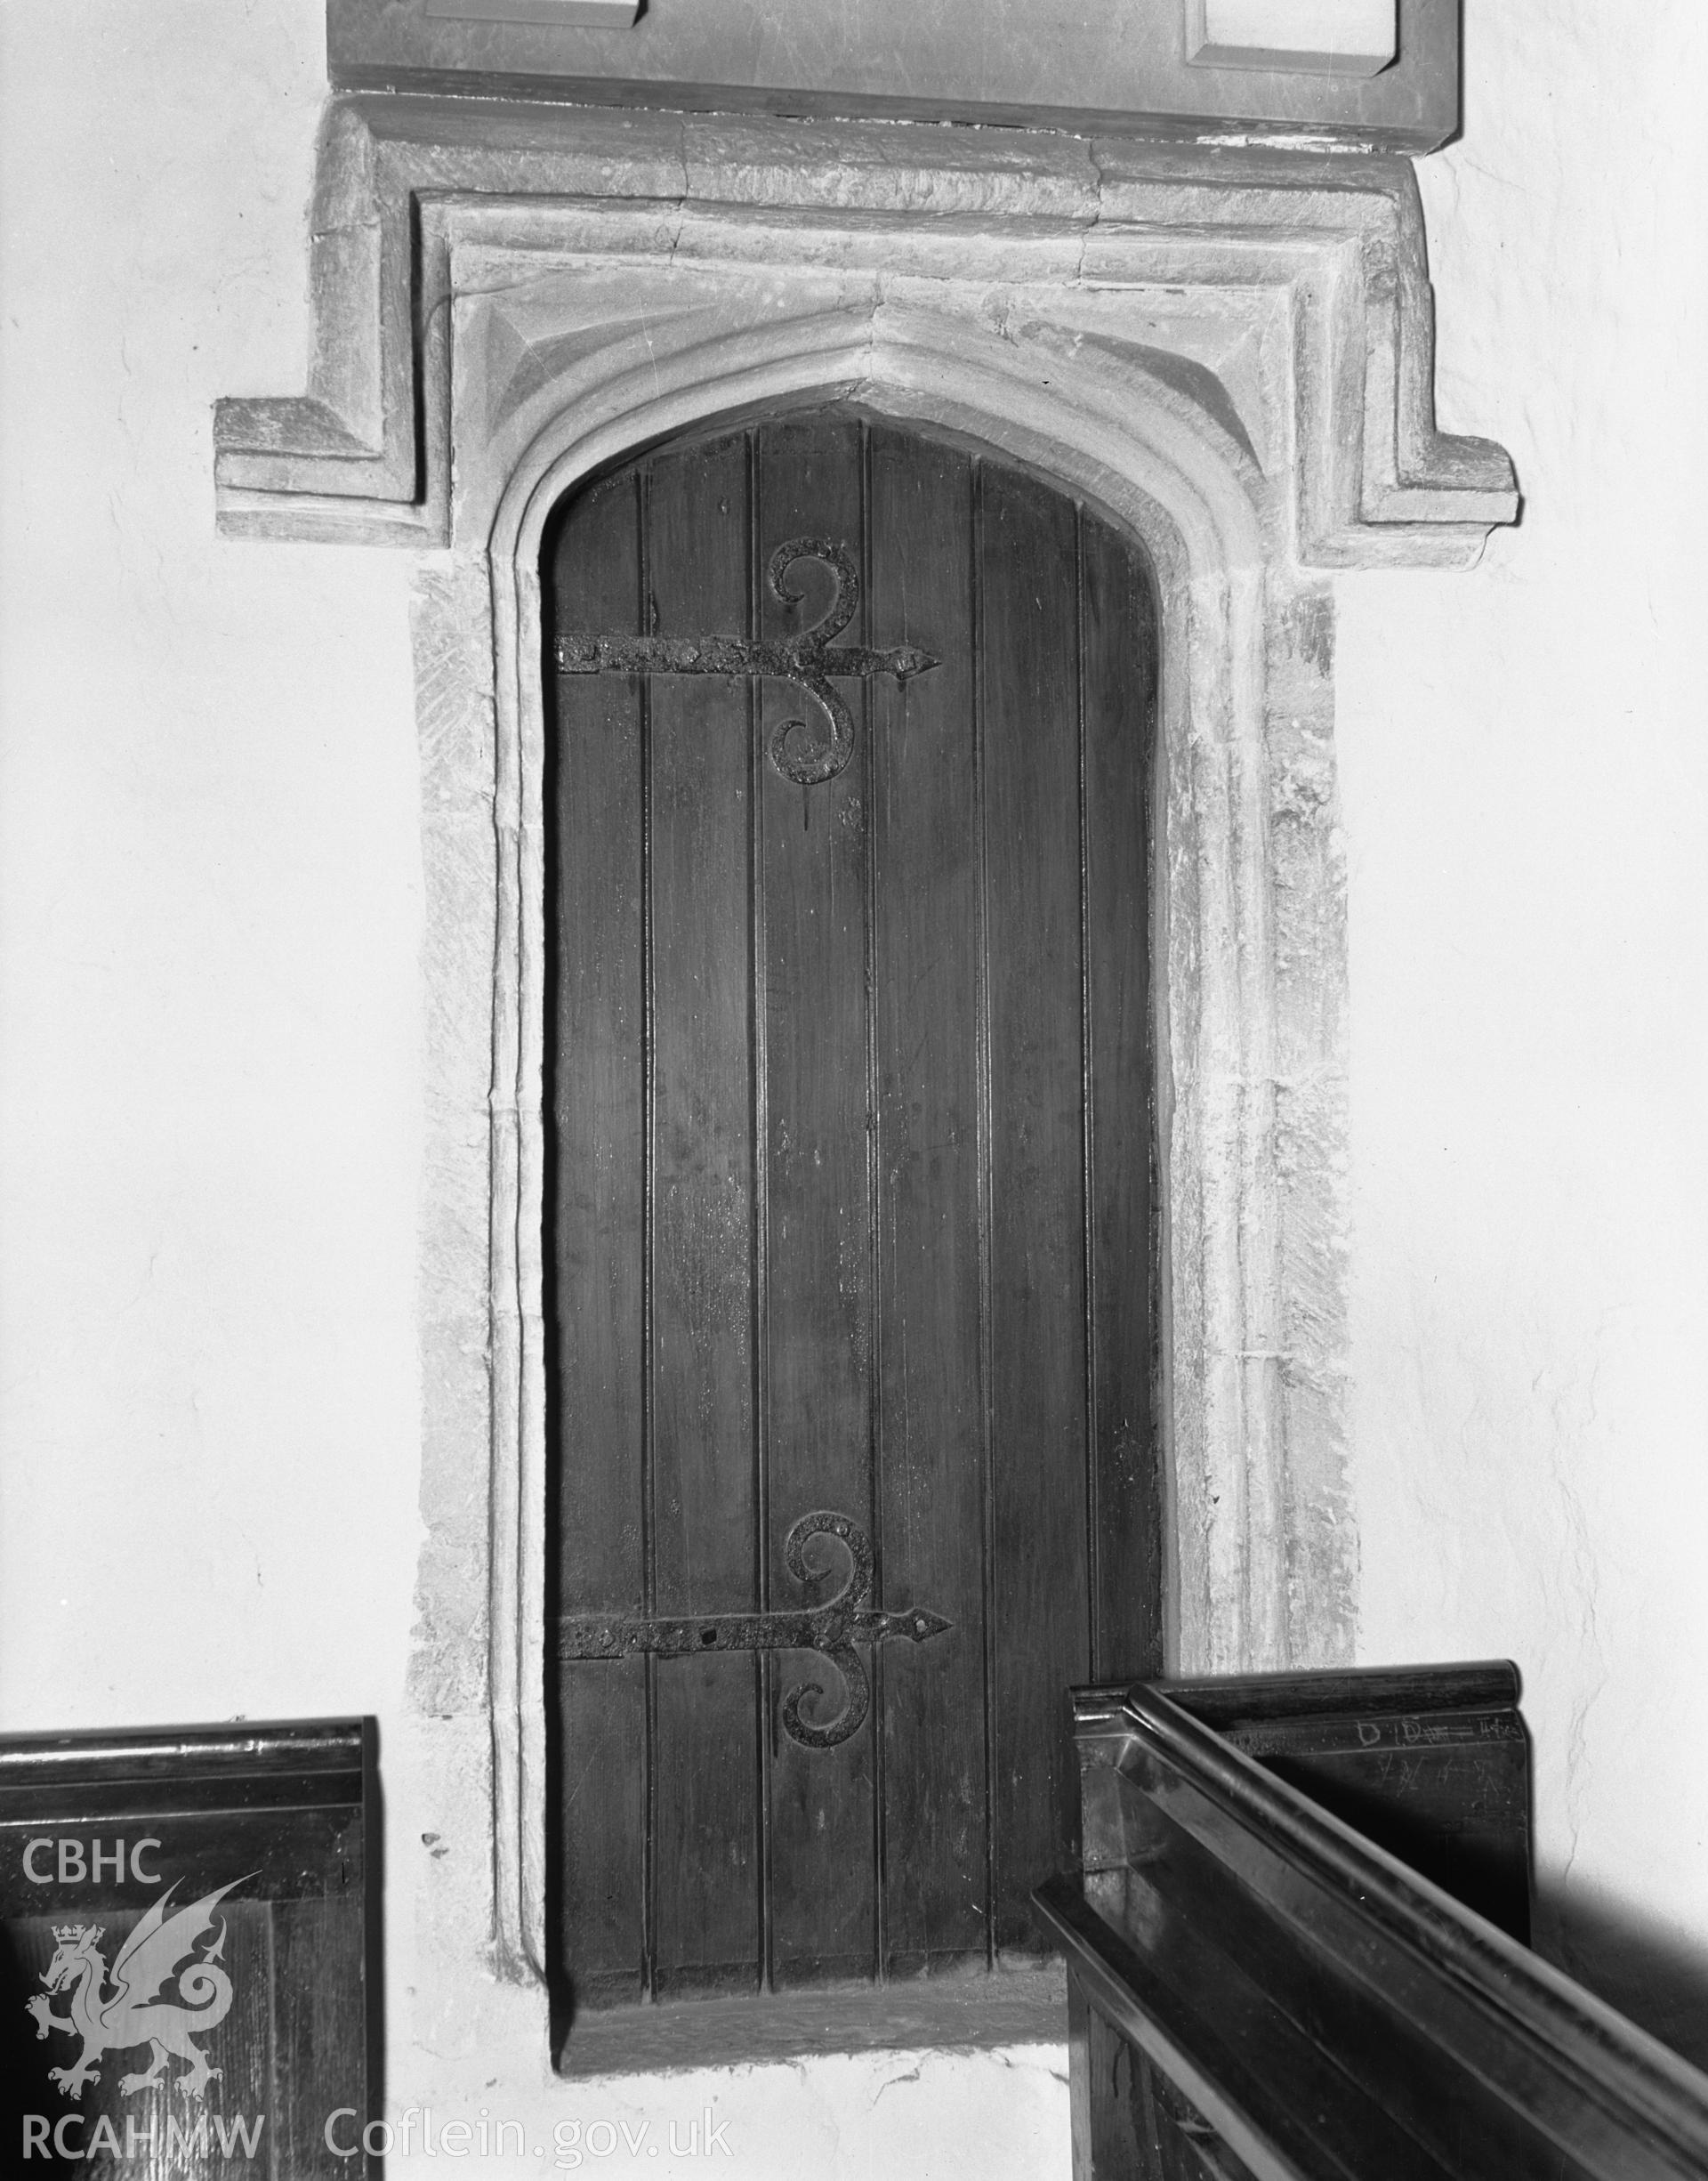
556,537,939,788
559,1510,951,1750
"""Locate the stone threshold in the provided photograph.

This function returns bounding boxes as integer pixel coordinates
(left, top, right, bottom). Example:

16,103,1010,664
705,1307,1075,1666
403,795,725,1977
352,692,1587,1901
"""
556,1965,1068,2077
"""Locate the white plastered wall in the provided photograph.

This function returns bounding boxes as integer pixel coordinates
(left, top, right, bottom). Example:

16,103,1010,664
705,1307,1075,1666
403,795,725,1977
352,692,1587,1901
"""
1339,3,1708,2067
0,12,421,1741
0,4,1704,2177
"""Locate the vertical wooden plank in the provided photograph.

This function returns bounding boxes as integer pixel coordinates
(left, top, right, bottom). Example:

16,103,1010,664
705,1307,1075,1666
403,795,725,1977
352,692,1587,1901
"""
272,1892,367,2178
979,460,1092,1956
1081,1989,1156,2181
758,413,877,1985
648,432,762,1996
1068,1970,1100,2181
1081,512,1162,1681
7,1904,278,2181
550,471,649,2007
867,423,988,1976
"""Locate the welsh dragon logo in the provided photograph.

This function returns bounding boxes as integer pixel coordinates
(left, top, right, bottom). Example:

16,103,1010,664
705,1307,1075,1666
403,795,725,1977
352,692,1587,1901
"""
25,1878,243,2102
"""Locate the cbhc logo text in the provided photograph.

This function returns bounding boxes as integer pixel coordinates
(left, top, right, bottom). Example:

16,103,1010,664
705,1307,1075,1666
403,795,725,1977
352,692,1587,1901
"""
21,1838,163,1884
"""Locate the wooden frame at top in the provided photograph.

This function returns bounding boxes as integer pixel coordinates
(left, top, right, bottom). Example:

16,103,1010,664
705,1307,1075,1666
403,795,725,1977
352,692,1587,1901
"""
326,0,1459,150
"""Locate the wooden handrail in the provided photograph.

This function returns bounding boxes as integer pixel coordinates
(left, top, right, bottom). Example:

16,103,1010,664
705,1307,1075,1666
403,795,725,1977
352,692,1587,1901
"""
1037,1673,1708,2180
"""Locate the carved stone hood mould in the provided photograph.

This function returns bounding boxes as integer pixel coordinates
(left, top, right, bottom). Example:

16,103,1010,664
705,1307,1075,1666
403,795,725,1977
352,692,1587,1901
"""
216,97,1514,566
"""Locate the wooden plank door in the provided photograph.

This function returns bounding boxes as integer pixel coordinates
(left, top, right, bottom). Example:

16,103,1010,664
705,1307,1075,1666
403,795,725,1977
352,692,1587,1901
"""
547,408,1160,2008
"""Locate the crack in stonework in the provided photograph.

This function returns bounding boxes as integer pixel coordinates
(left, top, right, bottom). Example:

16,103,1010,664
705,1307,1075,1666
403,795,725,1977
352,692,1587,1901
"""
1076,135,1110,288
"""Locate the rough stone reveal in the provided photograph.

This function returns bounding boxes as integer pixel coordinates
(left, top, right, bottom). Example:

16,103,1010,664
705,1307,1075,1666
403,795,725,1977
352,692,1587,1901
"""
214,94,1516,1991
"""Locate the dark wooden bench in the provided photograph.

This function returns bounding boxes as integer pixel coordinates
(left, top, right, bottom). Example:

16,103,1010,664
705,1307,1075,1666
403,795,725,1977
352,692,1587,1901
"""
1035,1665,1708,2180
